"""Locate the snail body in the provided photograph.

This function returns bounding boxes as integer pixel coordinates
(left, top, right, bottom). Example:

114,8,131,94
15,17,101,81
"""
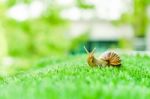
84,47,121,67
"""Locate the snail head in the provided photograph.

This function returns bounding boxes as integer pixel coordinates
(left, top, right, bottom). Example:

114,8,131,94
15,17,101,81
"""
84,46,96,58
84,46,97,66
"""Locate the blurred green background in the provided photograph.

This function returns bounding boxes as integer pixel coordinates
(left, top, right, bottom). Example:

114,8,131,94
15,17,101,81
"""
0,0,150,74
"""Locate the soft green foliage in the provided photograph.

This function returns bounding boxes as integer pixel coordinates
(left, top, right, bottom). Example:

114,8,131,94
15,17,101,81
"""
0,54,150,99
0,1,90,57
0,29,8,58
113,0,149,37
3,6,70,57
133,0,148,37
5,0,32,7
4,19,70,57
76,0,95,9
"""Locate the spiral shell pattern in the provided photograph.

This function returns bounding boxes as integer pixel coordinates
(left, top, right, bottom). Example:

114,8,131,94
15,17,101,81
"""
100,51,121,66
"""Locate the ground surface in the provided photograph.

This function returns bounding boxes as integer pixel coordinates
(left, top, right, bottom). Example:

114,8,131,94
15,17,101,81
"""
0,54,150,99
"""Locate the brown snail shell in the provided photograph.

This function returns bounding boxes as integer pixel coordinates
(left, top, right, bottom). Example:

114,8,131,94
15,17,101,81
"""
100,51,121,66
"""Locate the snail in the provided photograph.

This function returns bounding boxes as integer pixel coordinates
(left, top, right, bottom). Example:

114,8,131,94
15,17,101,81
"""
84,46,121,67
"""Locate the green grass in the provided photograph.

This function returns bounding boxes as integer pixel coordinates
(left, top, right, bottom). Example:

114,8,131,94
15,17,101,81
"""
0,54,150,99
